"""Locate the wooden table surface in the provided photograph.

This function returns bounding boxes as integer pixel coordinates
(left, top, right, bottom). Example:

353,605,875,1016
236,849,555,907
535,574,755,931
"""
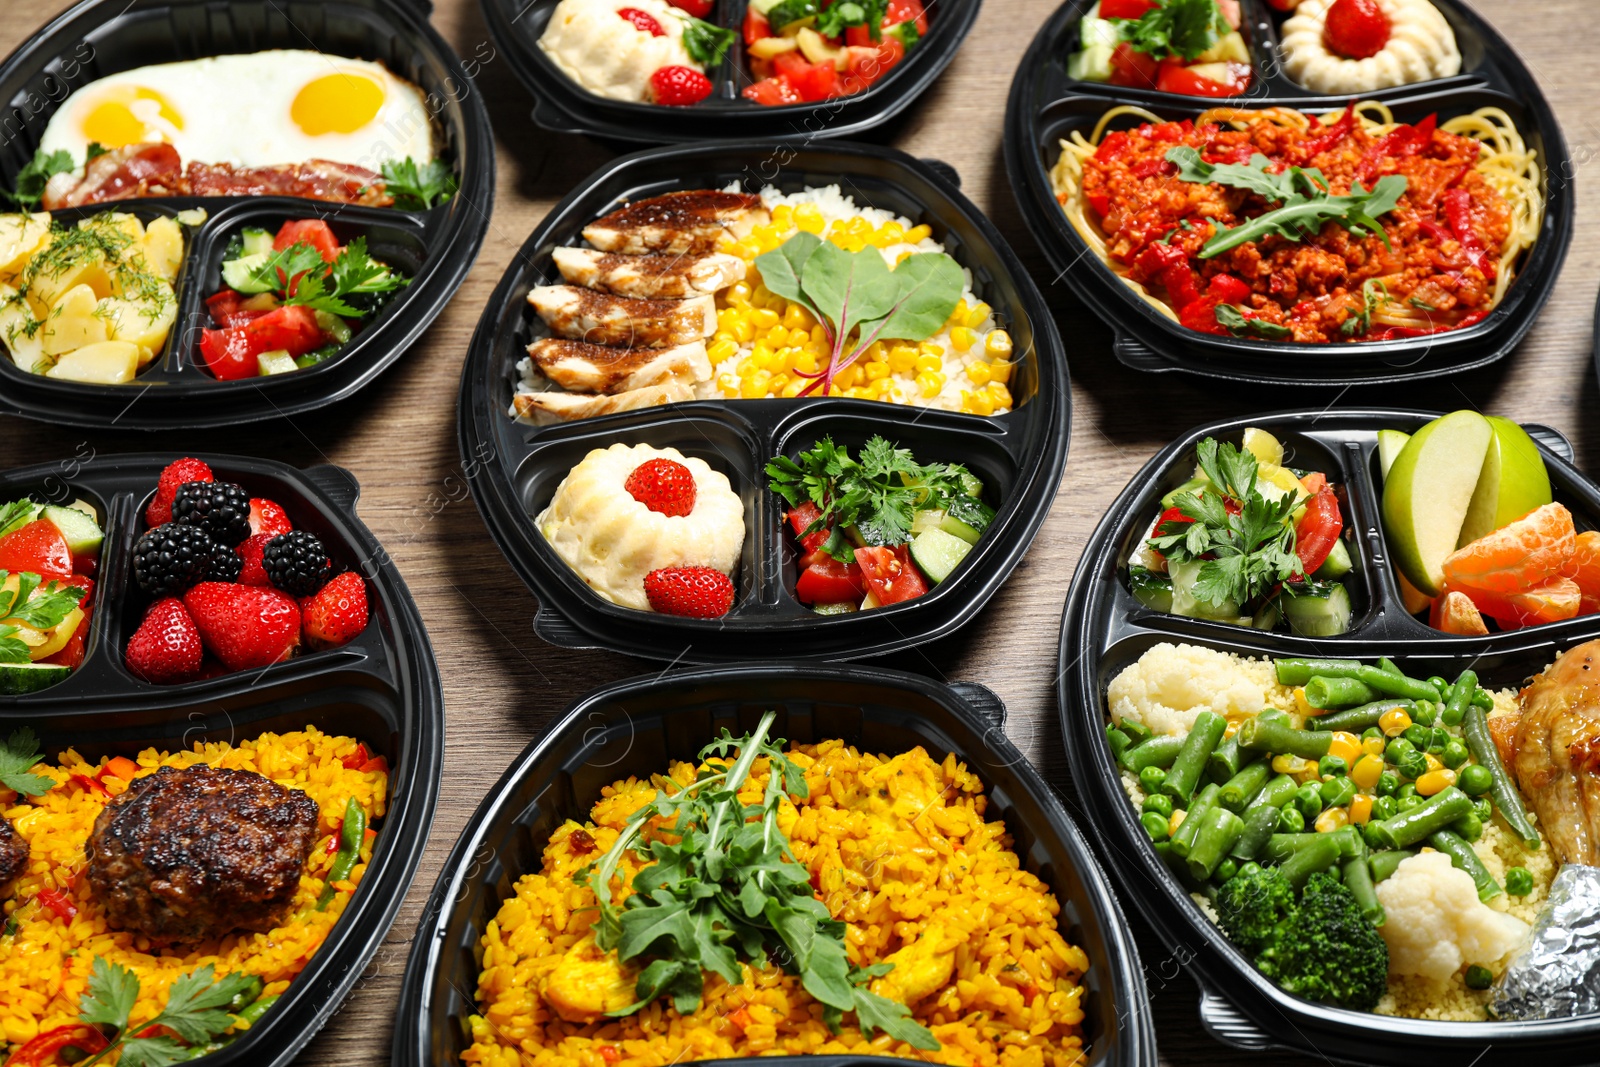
0,0,1594,1063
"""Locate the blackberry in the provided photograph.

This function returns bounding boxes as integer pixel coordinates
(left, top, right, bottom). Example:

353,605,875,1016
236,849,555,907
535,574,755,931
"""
173,481,252,547
134,523,216,598
205,543,243,583
263,531,333,596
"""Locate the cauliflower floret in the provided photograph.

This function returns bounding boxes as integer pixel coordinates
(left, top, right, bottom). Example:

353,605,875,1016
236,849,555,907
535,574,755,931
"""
1375,851,1530,983
1107,642,1275,736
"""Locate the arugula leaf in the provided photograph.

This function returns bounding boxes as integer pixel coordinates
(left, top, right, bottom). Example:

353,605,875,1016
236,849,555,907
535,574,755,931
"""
9,148,76,209
682,16,736,65
379,157,457,210
0,726,52,796
852,979,941,1049
1118,0,1229,61
78,961,260,1067
1341,278,1389,337
1215,303,1291,340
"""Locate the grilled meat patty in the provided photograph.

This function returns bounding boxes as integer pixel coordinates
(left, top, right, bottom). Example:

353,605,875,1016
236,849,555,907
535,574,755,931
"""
0,815,27,886
86,764,320,941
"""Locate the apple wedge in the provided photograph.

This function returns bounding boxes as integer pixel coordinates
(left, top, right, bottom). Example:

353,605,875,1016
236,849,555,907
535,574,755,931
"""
1382,411,1493,596
1458,416,1552,546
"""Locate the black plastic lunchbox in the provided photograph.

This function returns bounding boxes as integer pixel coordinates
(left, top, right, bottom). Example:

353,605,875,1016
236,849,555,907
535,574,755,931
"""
0,453,444,1067
1057,407,1600,1064
393,661,1156,1067
0,0,495,429
1004,0,1573,387
458,140,1071,664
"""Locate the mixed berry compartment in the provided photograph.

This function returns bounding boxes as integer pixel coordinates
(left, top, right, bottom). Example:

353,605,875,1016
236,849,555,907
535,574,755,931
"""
458,141,1069,662
0,0,493,428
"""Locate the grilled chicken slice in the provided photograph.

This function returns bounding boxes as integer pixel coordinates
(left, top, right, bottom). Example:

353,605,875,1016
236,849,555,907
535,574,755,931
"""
526,338,711,394
528,286,716,348
581,191,769,255
551,247,746,299
512,380,695,421
1513,639,1600,865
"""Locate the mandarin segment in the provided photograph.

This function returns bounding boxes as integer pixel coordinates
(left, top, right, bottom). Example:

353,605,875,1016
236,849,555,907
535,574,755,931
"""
1440,502,1575,597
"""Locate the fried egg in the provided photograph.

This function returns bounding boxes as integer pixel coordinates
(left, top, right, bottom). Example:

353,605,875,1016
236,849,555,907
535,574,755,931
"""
39,50,434,169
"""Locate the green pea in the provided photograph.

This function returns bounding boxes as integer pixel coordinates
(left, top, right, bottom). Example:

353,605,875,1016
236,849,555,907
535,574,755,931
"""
1403,724,1432,749
1318,754,1348,778
1505,867,1534,897
1139,765,1168,795
1141,810,1170,842
1142,793,1174,818
1412,701,1437,726
1294,783,1324,820
1428,676,1450,699
1385,737,1416,765
1371,795,1398,821
1362,726,1384,743
1458,764,1494,797
1472,797,1494,822
1465,965,1493,990
1376,771,1400,797
1397,782,1418,800
1214,858,1239,883
1429,727,1452,753
1401,794,1429,812
1440,740,1470,769
1451,813,1484,842
1361,821,1387,849
1397,750,1429,780
1278,805,1306,833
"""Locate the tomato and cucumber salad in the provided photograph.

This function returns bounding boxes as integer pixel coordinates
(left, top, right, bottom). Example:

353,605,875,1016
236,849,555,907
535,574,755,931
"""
741,0,926,105
0,497,103,695
1069,0,1252,98
767,436,994,614
1129,427,1355,635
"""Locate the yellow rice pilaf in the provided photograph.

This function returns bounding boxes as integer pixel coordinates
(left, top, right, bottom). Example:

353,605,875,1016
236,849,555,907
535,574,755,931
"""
466,740,1089,1067
0,727,387,1053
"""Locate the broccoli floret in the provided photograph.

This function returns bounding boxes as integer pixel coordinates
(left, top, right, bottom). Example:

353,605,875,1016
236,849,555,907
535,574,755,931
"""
1214,862,1295,953
1254,871,1388,1012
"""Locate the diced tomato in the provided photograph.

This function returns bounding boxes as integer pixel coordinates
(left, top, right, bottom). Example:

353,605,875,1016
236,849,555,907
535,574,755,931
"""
4,1025,108,1067
667,0,713,17
786,502,831,557
1299,471,1327,495
1155,60,1250,97
795,557,867,605
361,754,389,775
839,37,904,93
743,6,770,43
1441,187,1496,278
886,0,928,32
1108,42,1161,90
772,52,840,100
1135,242,1200,310
1216,0,1242,28
100,756,140,781
35,887,76,923
1207,273,1252,304
70,773,107,797
274,219,341,263
1094,130,1133,164
854,545,929,605
0,520,73,580
1355,113,1436,183
598,1046,622,1064
1100,0,1155,16
742,76,805,106
198,305,328,381
1294,487,1343,575
341,743,371,771
1178,295,1231,336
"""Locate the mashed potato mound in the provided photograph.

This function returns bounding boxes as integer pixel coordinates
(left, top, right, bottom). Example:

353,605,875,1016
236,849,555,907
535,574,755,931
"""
1376,851,1529,984
1106,642,1280,736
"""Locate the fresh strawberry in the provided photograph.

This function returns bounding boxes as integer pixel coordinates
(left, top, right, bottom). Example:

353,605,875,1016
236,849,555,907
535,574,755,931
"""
618,6,665,34
650,65,715,106
146,457,214,527
1323,0,1390,59
624,458,697,516
236,533,273,586
249,497,293,538
124,598,204,684
643,566,734,617
667,0,713,17
181,582,300,671
300,571,369,650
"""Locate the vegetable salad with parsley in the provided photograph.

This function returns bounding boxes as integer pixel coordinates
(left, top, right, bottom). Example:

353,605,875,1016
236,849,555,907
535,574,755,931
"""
200,218,408,381
0,497,101,695
1128,427,1355,635
1069,0,1252,98
741,0,929,105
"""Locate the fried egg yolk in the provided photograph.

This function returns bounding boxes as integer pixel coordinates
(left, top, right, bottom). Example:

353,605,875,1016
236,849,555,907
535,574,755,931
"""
291,71,387,137
79,87,184,148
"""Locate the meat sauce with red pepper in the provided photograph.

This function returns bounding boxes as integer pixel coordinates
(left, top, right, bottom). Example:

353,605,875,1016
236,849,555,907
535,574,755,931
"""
1077,108,1512,343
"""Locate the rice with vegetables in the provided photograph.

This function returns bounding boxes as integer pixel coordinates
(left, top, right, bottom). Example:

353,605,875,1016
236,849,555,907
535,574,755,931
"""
465,738,1088,1067
0,728,387,1057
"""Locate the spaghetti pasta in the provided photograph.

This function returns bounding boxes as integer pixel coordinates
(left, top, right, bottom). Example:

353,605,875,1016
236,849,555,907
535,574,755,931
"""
1048,101,1542,343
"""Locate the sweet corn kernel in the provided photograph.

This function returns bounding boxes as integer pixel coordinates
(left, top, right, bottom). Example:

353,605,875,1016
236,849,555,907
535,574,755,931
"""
795,204,824,234
884,383,905,404
734,318,754,344
771,204,794,228
916,371,944,398
949,326,977,352
888,345,918,374
865,361,891,381
1271,753,1308,774
906,224,932,243
734,237,762,260
1293,687,1317,717
846,385,870,399
1350,754,1384,791
985,329,1013,357
811,325,829,345
1379,709,1413,737
865,341,888,363
1349,794,1374,824
727,281,752,305
781,379,805,398
986,382,1012,409
707,339,737,365
793,350,819,375
1169,809,1186,836
1315,807,1349,833
837,365,863,389
950,299,970,325
782,304,811,330
769,372,792,392
716,372,738,396
965,301,992,329
1416,768,1457,796
963,390,994,416
966,361,992,386
876,220,905,245
914,353,942,373
764,325,790,349
736,358,758,379
988,359,1013,384
1328,732,1361,766
753,308,780,330
1424,752,1444,773
919,341,945,358
740,372,771,399
1361,735,1386,757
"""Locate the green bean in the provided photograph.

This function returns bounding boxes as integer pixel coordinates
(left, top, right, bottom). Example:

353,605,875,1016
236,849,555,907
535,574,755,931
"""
1106,722,1131,764
1307,699,1415,734
1276,658,1441,701
1247,773,1298,813
317,798,367,911
1263,827,1362,864
1451,812,1484,842
1236,717,1333,760
1457,763,1494,797
1142,793,1174,818
1231,803,1281,862
1367,786,1473,849
1121,719,1154,744
1505,867,1534,896
1342,854,1385,926
1304,675,1380,710
1186,806,1245,881
1278,833,1342,889
1138,765,1167,795
1169,783,1221,858
1462,706,1540,849
1219,760,1270,813
1368,848,1417,883
1121,734,1185,772
1259,707,1291,725
1440,670,1477,727
1378,657,1403,677
227,975,266,1013
1207,733,1244,784
1429,829,1502,901
234,993,281,1028
1163,712,1227,802
1141,811,1170,842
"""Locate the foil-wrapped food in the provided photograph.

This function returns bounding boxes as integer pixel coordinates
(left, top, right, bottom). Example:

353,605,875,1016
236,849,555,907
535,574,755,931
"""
1490,865,1600,1020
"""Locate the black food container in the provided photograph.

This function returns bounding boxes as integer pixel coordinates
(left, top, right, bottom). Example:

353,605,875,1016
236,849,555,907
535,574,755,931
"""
1056,407,1600,1064
480,0,980,144
458,141,1071,663
1004,0,1573,387
0,453,444,1067
394,661,1156,1067
0,0,495,429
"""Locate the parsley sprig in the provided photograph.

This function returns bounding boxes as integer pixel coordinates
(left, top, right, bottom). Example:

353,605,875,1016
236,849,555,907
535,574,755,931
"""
1148,438,1303,608
379,157,457,211
79,958,260,1067
1118,0,1230,61
0,726,51,797
0,500,36,537
234,237,406,318
0,570,86,664
1165,147,1407,258
580,712,937,1050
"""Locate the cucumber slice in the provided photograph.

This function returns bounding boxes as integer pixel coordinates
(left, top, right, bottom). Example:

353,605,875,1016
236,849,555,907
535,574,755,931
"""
812,602,856,616
1314,538,1353,579
957,471,984,499
1169,558,1242,620
1253,601,1282,630
1068,15,1118,82
241,227,275,256
939,514,982,545
221,252,275,294
1128,566,1173,613
909,528,972,585
0,661,71,695
1160,477,1207,509
912,509,947,535
1283,582,1354,637
946,495,994,534
41,504,102,556
257,349,298,376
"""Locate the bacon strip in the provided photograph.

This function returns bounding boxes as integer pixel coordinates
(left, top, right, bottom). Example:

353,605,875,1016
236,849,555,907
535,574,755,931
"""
42,145,394,209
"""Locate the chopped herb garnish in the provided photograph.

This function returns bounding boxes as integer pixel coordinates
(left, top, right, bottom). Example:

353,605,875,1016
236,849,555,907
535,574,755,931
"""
1216,303,1291,340
233,237,406,319
0,500,36,537
1341,278,1389,337
682,15,737,66
379,157,458,211
0,726,51,797
1118,0,1230,61
8,148,76,209
79,958,261,1067
0,570,85,665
